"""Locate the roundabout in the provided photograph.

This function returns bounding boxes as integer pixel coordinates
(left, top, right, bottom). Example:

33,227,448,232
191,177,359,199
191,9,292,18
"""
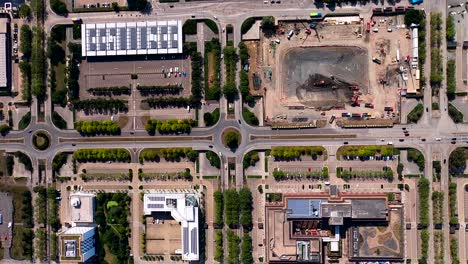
32,131,51,151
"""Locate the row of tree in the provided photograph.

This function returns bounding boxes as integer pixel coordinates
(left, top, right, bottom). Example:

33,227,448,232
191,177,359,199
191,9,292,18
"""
144,96,190,109
73,98,128,113
222,188,252,229
88,86,131,96
137,85,183,96
339,145,396,158
73,148,131,163
271,146,324,161
67,43,82,101
223,46,238,102
139,148,198,163
188,42,203,108
19,25,32,102
145,119,196,135
418,177,430,227
238,42,255,105
75,120,121,135
31,27,46,100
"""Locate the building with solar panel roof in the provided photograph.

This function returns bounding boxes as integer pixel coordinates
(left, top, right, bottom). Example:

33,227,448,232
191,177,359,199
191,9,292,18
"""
143,190,199,261
81,20,183,57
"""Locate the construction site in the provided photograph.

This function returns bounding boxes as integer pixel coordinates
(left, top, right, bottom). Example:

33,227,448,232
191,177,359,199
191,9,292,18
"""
248,10,420,129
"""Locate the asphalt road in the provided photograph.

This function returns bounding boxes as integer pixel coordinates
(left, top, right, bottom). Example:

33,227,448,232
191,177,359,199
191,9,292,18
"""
2,0,466,262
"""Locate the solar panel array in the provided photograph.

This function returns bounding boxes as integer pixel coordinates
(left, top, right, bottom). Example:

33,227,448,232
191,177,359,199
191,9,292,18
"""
147,204,164,209
82,20,183,57
183,227,189,255
148,196,165,202
190,227,198,254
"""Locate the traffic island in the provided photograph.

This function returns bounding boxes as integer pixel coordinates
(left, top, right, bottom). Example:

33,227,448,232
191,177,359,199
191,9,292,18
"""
222,128,241,152
32,131,51,151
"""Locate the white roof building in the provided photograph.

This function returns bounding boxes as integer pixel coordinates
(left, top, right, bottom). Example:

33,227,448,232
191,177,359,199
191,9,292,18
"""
81,20,183,57
0,18,8,88
411,24,419,64
59,226,96,263
70,192,96,224
143,191,199,261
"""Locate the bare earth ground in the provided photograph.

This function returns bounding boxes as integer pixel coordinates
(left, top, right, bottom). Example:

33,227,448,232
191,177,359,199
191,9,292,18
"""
263,15,413,123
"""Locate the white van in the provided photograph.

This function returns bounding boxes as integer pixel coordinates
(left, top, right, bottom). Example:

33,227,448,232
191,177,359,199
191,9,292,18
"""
287,30,294,40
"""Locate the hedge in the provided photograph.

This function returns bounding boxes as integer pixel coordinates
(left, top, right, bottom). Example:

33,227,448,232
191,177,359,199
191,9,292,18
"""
407,103,423,123
242,107,258,126
52,111,67,129
206,151,221,169
447,59,456,96
243,151,259,169
204,19,218,34
204,108,220,127
448,103,463,123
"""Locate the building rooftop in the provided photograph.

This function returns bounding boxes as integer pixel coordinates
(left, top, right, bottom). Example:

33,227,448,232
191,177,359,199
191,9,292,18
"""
287,199,325,219
81,20,183,57
59,226,96,263
143,191,199,261
350,198,387,219
70,192,95,224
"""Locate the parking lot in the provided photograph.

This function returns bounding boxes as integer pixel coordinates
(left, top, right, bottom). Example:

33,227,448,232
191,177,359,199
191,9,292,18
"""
79,56,191,94
0,192,12,252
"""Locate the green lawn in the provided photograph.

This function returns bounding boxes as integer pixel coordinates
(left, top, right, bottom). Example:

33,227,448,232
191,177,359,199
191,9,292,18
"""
55,62,66,91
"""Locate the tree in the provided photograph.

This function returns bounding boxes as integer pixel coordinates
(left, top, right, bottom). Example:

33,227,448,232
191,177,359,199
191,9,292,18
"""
446,15,455,41
224,130,240,150
0,124,11,136
47,38,65,65
50,0,68,16
239,188,252,229
241,234,253,264
449,148,467,175
223,82,238,102
261,16,275,31
19,4,31,18
112,2,120,12
127,0,147,11
404,9,424,27
20,25,32,60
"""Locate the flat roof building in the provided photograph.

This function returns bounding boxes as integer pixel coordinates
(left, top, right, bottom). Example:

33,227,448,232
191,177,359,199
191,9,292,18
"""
265,187,402,263
143,191,199,261
81,20,183,57
70,192,96,225
0,18,9,89
59,226,96,263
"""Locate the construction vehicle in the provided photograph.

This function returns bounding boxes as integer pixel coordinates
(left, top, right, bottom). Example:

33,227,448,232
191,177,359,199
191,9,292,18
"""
372,57,382,64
